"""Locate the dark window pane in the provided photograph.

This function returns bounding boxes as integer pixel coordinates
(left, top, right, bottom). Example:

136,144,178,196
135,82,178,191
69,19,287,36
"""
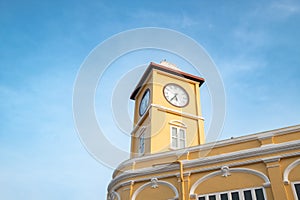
209,195,216,200
255,189,265,200
244,190,253,200
231,192,240,200
198,197,205,200
221,193,229,200
295,184,300,199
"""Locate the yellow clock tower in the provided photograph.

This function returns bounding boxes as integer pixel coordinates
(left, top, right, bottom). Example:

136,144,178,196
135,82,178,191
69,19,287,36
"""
129,61,205,158
107,61,300,200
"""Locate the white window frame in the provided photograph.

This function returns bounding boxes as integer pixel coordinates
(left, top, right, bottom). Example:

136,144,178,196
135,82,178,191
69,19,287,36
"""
197,187,267,200
138,127,146,156
292,181,300,200
170,126,186,149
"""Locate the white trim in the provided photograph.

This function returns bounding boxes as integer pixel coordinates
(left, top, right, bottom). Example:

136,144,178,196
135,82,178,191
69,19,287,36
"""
131,178,179,200
190,167,271,197
108,152,300,194
131,103,204,136
283,158,300,184
108,191,120,200
169,120,187,128
292,181,300,200
152,104,205,120
262,156,281,163
110,142,300,188
124,126,300,172
183,142,300,168
109,152,300,192
118,139,300,175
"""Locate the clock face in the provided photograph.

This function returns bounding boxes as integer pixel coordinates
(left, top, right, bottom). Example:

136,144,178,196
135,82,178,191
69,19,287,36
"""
139,89,150,116
163,83,189,107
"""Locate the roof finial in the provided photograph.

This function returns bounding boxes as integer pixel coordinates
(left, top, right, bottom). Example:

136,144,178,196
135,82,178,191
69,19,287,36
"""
159,59,181,71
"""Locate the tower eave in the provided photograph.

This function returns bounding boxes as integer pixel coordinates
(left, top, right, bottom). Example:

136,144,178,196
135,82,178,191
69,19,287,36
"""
130,62,205,100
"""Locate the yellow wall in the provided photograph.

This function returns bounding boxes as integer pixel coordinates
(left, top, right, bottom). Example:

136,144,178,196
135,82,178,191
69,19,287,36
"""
130,68,205,157
110,126,300,200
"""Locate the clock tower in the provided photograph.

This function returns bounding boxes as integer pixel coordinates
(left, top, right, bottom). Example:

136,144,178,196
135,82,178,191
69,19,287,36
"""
130,61,205,158
108,61,300,200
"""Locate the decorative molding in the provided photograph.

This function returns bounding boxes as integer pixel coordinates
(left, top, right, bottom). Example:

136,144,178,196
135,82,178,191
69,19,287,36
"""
108,191,120,200
263,156,281,168
152,104,205,120
258,133,274,140
221,166,231,177
169,120,187,128
151,178,158,188
189,167,271,197
262,156,281,163
108,151,300,193
130,103,204,136
283,158,300,184
183,140,300,169
117,128,300,176
131,178,179,200
265,164,280,169
109,144,300,190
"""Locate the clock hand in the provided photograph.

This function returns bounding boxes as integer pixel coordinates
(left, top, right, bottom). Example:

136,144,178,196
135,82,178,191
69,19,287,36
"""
170,94,178,101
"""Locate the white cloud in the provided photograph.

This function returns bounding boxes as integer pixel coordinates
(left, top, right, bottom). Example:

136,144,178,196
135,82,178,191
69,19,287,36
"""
270,0,300,16
232,28,269,50
128,10,200,29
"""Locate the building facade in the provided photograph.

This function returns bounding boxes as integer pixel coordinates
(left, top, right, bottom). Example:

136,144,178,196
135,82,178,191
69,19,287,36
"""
107,61,300,200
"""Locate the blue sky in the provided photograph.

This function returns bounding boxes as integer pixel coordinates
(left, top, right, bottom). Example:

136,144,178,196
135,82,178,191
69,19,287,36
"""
1,0,300,199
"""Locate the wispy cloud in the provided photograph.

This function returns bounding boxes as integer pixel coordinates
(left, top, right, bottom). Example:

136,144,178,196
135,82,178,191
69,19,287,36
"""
270,0,300,16
128,10,200,28
233,28,269,50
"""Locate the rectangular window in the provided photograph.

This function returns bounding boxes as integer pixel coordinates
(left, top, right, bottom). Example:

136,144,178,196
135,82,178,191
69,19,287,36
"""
198,187,265,200
255,189,265,200
209,195,216,200
170,126,186,149
244,190,253,200
221,193,228,200
295,183,300,199
231,192,240,200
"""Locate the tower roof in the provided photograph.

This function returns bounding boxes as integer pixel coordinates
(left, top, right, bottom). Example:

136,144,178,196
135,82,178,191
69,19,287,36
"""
130,62,205,100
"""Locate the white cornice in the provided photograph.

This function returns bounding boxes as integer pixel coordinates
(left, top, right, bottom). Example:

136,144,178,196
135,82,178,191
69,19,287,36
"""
131,103,204,135
108,150,300,193
122,124,300,168
183,140,300,168
151,104,205,120
108,139,300,191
